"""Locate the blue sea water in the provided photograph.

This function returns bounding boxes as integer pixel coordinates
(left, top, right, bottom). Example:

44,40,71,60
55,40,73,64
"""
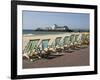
23,30,66,35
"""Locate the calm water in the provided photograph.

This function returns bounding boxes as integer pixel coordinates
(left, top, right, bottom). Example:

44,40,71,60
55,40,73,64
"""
23,30,67,35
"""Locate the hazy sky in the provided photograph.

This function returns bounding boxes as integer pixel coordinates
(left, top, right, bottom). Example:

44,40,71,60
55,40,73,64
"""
22,10,89,30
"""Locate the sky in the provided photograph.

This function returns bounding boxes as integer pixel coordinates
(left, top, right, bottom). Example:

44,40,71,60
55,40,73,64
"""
22,10,90,30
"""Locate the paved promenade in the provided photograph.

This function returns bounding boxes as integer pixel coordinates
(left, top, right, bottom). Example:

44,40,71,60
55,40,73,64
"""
23,47,89,69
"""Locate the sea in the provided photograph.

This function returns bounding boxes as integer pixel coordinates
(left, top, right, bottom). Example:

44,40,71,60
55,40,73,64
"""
23,30,67,35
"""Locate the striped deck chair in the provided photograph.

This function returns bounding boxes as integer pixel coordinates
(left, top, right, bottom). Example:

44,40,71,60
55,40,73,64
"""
63,36,71,48
69,34,76,49
85,33,89,45
23,41,32,60
74,34,83,48
23,40,41,60
77,33,89,48
38,39,51,57
47,38,60,55
73,34,80,48
63,35,72,52
81,33,89,45
59,37,65,50
42,40,49,50
48,39,56,53
55,37,63,53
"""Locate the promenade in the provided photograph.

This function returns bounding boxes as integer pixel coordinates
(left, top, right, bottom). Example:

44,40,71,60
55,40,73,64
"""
23,46,89,69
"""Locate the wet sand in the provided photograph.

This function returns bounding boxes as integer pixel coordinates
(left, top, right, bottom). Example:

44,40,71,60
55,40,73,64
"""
23,47,89,69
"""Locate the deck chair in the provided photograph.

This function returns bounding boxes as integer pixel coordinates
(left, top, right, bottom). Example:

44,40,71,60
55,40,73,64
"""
73,34,80,49
74,34,83,48
78,33,89,48
47,38,63,56
69,34,76,49
55,37,64,53
23,40,41,61
48,40,56,53
23,41,32,60
63,35,72,52
81,33,89,45
84,33,89,45
38,39,52,58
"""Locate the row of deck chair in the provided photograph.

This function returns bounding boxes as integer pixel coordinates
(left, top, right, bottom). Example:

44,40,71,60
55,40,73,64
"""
23,33,89,61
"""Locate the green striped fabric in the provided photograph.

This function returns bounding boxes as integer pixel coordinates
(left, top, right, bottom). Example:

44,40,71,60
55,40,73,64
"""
55,37,61,46
75,35,79,42
70,34,75,44
63,36,70,45
24,40,39,55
